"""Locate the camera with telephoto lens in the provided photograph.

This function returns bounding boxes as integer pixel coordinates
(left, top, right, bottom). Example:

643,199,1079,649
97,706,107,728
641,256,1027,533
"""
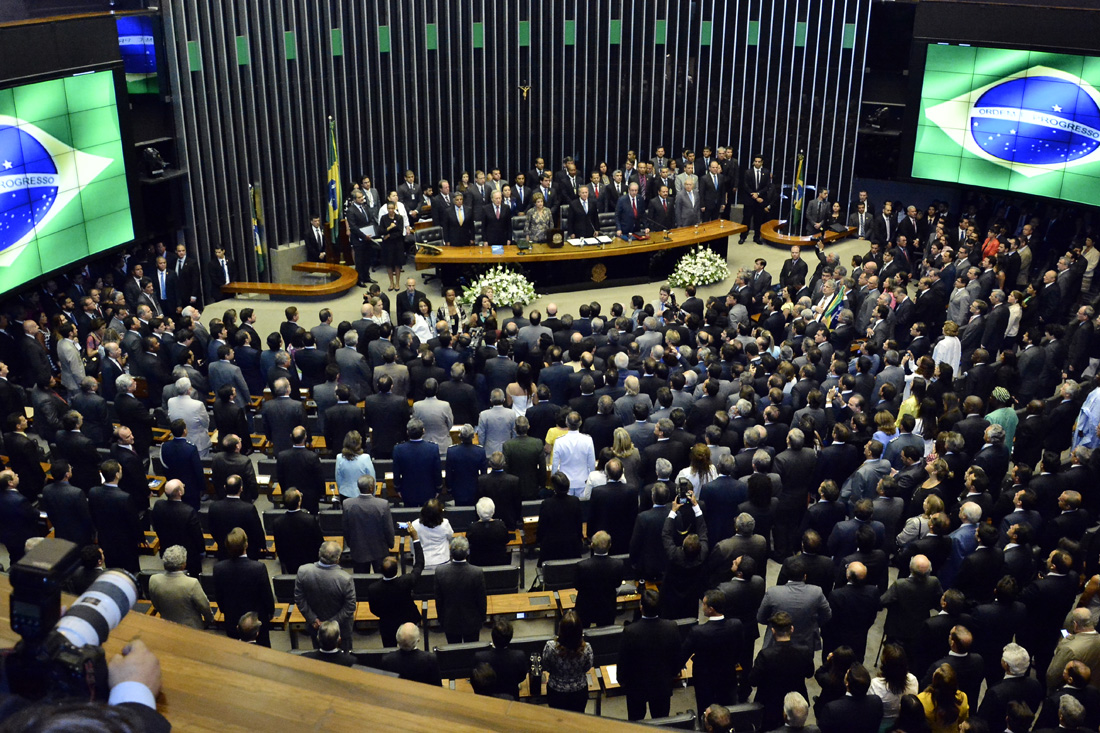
3,538,137,702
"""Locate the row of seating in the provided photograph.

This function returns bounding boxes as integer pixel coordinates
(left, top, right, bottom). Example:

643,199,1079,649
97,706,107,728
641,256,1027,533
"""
412,209,620,249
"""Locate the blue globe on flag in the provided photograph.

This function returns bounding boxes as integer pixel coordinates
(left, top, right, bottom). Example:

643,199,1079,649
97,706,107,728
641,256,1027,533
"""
0,124,60,253
971,75,1100,165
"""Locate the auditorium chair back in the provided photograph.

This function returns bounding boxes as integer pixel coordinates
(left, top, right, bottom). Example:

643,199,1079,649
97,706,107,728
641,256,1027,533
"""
433,641,491,679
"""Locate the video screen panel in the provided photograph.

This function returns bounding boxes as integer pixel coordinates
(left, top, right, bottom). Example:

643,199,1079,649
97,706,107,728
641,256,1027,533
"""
116,16,159,95
912,44,1100,206
0,70,134,297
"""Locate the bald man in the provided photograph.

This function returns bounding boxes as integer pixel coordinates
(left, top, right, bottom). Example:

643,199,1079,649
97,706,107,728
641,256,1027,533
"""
823,561,881,662
150,479,205,577
1047,608,1100,691
881,554,942,651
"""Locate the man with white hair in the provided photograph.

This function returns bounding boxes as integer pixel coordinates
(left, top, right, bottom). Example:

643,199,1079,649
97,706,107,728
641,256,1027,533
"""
978,642,1044,726
294,540,356,651
148,545,213,629
114,372,155,457
151,478,205,576
166,376,211,456
614,375,653,426
381,622,442,685
935,500,982,589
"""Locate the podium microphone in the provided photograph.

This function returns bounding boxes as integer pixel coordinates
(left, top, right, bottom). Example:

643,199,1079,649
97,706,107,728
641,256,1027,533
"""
644,216,672,242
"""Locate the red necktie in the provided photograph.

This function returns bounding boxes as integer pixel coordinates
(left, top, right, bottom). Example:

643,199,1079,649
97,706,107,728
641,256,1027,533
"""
495,206,500,219
632,198,638,216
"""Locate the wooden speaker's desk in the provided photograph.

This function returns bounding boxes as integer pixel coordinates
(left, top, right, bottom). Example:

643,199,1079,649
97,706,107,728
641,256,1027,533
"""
413,219,746,270
0,575,637,732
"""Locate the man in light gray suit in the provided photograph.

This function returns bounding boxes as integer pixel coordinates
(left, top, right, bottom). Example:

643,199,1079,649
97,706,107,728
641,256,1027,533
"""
675,178,702,227
166,376,211,457
342,474,394,573
262,378,307,455
208,344,251,409
56,324,86,395
334,331,371,402
294,540,357,651
855,279,881,335
635,317,663,358
614,376,653,427
517,310,553,353
476,389,516,455
756,554,832,655
412,378,454,456
873,350,906,400
373,346,410,398
310,308,338,352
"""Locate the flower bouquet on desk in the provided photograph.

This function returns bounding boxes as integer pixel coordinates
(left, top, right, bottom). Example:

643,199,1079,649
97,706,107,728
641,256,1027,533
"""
668,245,730,288
459,265,540,305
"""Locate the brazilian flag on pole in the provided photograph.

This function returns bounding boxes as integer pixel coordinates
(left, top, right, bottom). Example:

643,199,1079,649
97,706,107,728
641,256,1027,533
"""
327,117,341,244
790,152,805,234
250,183,266,274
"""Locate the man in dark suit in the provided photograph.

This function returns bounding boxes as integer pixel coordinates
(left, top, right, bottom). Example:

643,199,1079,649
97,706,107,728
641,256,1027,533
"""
345,190,376,285
976,642,1044,727
363,376,410,459
823,561,880,662
208,475,265,560
586,459,637,555
150,479,205,577
475,453,521,530
0,469,41,564
818,664,884,733
115,376,155,458
212,527,275,646
573,531,625,627
211,434,259,501
1021,550,1081,678
54,411,101,491
3,414,45,501
382,622,442,686
173,243,202,309
88,460,142,574
749,611,815,730
38,460,94,548
481,190,512,246
614,182,649,240
871,202,895,247
434,537,486,643
566,185,600,238
323,387,367,461
647,184,676,231
272,489,324,575
740,156,772,244
301,621,357,667
881,554,943,651
443,192,476,246
367,532,425,647
630,480,674,580
261,378,307,455
642,420,689,484
681,589,743,712
17,320,52,390
69,377,111,445
619,589,683,720
392,420,442,508
161,421,206,511
304,214,328,262
920,626,985,707
275,427,325,515
471,619,528,700
204,245,236,296
698,161,728,222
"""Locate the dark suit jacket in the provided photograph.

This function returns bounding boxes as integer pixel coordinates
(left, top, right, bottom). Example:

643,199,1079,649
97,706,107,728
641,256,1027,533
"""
647,194,676,230
3,432,45,501
272,510,325,575
381,648,442,686
363,393,410,459
115,393,155,457
681,617,743,706
0,488,40,563
54,430,101,491
275,446,325,514
70,391,111,445
212,555,274,645
434,561,486,640
39,480,94,547
614,193,647,236
749,640,814,728
367,541,425,646
574,553,624,627
210,449,259,501
481,202,512,245
476,471,522,531
818,694,883,733
205,257,237,295
619,616,682,697
630,505,672,580
567,197,600,237
444,205,476,246
587,481,639,556
160,437,205,511
642,439,689,484
537,494,584,562
471,646,527,699
392,439,442,507
148,499,205,580
466,519,510,567
208,497,265,560
88,484,142,573
112,443,149,515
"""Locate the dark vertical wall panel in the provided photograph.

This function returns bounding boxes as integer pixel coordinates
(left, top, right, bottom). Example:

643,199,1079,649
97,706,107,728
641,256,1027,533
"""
163,0,870,281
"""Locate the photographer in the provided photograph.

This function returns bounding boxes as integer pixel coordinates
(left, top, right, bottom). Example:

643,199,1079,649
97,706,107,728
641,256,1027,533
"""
0,638,169,732
659,481,709,619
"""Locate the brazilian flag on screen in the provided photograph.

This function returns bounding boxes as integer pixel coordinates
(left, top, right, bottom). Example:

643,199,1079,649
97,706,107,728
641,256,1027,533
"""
0,71,133,296
914,45,1100,207
327,118,341,244
790,153,805,233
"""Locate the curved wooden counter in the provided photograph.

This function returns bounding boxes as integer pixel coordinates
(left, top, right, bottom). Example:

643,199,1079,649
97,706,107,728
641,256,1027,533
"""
414,219,747,269
759,219,855,248
219,262,359,299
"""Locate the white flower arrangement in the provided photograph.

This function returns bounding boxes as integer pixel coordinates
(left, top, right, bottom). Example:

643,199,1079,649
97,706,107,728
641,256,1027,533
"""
459,265,540,305
668,245,730,288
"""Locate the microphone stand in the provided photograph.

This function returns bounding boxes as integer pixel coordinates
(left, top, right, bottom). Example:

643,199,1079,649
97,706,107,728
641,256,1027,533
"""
644,216,672,242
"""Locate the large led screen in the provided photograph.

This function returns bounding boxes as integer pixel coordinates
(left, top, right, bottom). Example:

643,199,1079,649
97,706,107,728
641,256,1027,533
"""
0,70,134,297
912,44,1100,206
